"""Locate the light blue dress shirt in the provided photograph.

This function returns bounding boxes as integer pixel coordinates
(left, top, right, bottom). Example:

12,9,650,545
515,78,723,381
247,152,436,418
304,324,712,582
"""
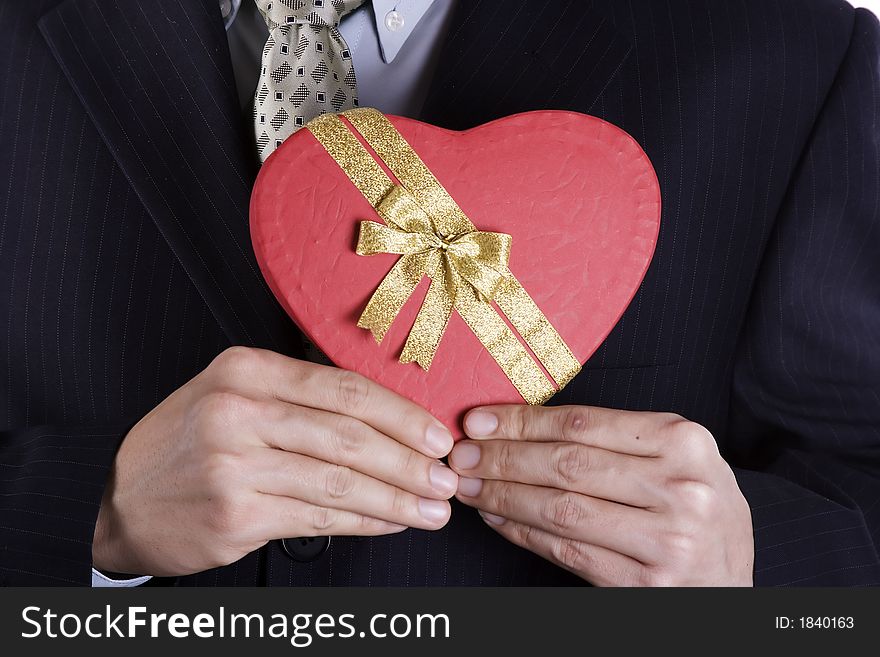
92,0,455,588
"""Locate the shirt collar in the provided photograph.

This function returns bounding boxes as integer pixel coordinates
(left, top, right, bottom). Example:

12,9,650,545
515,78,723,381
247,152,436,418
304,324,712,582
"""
223,0,437,64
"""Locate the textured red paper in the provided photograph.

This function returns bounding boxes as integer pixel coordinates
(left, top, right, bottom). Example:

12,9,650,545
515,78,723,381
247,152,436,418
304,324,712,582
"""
250,111,661,438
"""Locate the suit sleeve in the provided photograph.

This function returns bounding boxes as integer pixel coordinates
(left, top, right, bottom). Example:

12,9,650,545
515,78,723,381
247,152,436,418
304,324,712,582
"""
0,423,132,585
729,8,880,586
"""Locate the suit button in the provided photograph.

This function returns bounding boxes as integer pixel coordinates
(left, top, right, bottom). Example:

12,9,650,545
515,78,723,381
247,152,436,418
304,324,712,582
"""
281,536,331,562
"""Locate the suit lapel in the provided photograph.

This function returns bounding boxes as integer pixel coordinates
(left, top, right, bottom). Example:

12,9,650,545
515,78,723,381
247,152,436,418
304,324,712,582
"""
39,0,301,353
422,0,632,128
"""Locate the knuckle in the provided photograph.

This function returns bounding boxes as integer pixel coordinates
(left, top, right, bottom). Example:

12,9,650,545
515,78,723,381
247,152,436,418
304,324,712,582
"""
659,529,697,563
674,480,717,519
293,361,319,390
395,446,422,480
550,537,584,571
329,417,367,459
354,514,380,533
201,451,245,491
507,405,530,440
516,522,537,549
324,464,355,500
390,488,412,519
333,370,372,412
310,506,335,532
490,482,513,515
494,440,517,477
553,443,590,486
660,411,687,425
211,346,262,376
197,390,254,429
561,406,592,442
665,418,717,457
690,426,718,457
545,492,582,533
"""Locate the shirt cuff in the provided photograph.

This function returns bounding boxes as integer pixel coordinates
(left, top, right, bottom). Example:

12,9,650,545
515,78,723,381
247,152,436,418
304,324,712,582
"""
91,568,152,587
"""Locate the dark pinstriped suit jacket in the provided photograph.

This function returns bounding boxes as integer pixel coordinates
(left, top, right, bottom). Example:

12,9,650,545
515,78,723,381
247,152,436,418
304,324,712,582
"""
1,0,879,586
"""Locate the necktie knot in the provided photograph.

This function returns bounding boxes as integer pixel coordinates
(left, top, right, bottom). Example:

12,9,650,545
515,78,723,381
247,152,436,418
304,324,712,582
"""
256,0,365,31
253,0,365,161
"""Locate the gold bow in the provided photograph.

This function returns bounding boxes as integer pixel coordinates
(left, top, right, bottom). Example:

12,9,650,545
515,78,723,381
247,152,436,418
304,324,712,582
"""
356,185,513,370
307,108,581,404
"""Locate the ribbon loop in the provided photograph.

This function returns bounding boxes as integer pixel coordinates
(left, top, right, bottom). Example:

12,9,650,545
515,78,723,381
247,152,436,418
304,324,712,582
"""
377,185,433,234
356,221,431,256
446,231,511,301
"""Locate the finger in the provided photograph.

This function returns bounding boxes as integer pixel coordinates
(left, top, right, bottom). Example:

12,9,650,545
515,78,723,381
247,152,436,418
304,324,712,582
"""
256,353,454,458
456,479,658,562
250,449,451,530
255,400,458,500
449,439,661,508
477,515,646,587
254,493,408,539
463,404,671,457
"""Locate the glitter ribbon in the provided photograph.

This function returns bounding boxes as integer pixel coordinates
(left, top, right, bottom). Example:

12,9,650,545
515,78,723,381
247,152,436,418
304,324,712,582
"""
306,108,581,404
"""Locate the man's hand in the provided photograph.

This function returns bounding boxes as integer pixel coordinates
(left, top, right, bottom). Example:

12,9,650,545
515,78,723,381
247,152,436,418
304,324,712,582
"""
449,405,753,586
93,347,458,577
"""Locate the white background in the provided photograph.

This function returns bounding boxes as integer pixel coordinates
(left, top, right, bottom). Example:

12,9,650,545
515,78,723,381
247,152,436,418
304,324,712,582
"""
852,0,879,17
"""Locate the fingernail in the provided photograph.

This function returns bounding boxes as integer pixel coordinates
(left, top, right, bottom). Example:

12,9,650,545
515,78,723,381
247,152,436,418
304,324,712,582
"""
429,463,458,495
449,442,481,469
418,498,449,523
465,410,498,437
425,423,453,456
479,510,506,526
457,477,483,497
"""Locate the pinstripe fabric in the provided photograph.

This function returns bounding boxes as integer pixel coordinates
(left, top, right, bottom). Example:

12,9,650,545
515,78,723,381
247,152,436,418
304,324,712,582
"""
1,0,878,586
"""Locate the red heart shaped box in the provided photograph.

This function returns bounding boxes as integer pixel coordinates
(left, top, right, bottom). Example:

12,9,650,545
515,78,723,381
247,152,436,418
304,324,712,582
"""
250,111,661,438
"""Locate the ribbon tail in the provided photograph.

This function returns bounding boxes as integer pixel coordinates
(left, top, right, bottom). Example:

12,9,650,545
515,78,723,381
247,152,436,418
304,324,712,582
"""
399,253,454,371
357,253,427,343
493,277,582,389
453,287,557,405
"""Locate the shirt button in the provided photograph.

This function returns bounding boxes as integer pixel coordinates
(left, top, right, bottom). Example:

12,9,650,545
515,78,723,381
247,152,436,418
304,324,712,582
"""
384,10,405,32
219,0,233,19
281,536,331,562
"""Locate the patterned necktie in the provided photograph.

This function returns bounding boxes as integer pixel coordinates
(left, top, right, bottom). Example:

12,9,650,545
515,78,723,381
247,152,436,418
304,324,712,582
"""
254,0,366,162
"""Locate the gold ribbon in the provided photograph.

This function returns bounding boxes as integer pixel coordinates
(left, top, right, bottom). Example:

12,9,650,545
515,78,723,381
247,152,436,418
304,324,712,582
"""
306,108,581,404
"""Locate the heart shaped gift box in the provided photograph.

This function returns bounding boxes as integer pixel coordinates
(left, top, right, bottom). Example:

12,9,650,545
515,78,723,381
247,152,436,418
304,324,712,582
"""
250,109,660,438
